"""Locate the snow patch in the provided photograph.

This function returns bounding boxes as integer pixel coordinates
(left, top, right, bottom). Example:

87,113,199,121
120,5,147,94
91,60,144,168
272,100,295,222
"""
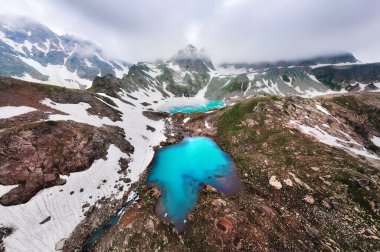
19,57,93,89
0,106,37,119
316,104,331,115
195,70,216,99
290,120,379,160
371,136,380,147
205,121,211,129
269,176,282,190
40,98,115,127
307,74,321,83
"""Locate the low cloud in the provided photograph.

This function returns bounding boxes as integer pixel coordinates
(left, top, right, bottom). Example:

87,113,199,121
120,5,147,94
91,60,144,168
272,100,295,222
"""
1,0,379,63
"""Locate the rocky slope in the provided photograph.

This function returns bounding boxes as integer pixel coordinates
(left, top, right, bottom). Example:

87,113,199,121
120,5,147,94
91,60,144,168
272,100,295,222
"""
87,92,380,251
0,76,167,251
0,17,129,89
1,73,380,251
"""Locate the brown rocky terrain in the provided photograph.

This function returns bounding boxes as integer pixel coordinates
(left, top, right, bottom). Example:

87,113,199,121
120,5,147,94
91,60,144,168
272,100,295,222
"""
0,121,133,206
0,76,169,251
0,77,123,128
0,77,134,206
87,92,380,251
1,75,380,251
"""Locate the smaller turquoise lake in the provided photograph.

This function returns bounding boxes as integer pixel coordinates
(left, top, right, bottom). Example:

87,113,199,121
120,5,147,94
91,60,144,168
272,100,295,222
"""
147,137,242,231
169,100,225,114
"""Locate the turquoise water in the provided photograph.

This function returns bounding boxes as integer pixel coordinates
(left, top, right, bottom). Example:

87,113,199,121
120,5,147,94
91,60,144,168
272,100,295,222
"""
169,100,225,114
81,194,138,251
147,137,242,231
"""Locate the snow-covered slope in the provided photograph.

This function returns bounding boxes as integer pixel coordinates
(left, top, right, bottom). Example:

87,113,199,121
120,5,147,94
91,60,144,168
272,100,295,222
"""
0,17,129,89
0,77,168,251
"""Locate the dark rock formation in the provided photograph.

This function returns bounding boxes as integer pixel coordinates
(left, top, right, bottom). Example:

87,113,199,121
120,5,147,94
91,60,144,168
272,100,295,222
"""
312,63,380,89
0,120,133,206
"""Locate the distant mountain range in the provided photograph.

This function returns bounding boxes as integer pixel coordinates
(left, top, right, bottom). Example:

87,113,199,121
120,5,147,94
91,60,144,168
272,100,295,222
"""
98,45,380,101
0,17,380,98
0,17,129,89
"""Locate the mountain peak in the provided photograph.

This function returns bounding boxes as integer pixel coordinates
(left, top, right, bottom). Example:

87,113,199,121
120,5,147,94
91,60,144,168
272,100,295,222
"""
173,44,204,60
170,45,215,71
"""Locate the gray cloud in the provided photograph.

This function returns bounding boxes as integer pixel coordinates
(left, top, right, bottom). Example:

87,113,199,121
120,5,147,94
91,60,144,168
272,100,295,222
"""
1,0,380,63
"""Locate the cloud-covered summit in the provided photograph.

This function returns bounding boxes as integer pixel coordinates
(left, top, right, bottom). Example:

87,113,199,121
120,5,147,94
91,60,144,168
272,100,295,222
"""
1,0,380,64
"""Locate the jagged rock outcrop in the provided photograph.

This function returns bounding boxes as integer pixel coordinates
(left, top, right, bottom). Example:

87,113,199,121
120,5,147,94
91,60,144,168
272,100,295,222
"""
0,120,133,206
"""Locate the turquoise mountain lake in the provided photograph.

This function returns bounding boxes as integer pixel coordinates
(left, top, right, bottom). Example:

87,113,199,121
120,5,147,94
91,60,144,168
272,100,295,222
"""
147,137,242,231
169,100,225,114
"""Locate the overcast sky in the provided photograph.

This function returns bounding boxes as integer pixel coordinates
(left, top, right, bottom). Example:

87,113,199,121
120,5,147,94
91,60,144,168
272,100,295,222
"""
1,0,380,64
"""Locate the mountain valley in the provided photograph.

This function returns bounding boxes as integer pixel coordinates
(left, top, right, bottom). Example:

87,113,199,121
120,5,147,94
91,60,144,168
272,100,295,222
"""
0,17,380,252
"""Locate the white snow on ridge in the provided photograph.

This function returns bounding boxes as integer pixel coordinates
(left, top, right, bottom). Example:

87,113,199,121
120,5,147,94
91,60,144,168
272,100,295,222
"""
310,62,366,69
0,31,27,55
244,81,252,96
0,106,37,119
307,73,321,83
214,66,247,76
290,120,379,160
166,62,182,72
300,87,347,98
370,82,380,92
40,99,115,127
113,64,129,79
142,63,162,79
19,57,94,89
195,71,216,99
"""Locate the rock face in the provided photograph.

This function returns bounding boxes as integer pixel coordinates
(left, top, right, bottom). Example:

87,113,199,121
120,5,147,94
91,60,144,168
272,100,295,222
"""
0,227,13,252
0,121,133,206
311,63,380,89
0,77,135,206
